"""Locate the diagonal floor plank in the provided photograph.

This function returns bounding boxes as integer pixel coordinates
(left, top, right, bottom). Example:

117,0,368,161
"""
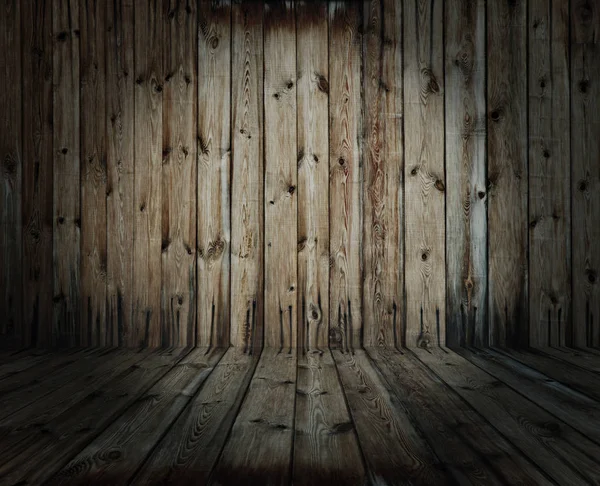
367,346,553,485
534,346,600,374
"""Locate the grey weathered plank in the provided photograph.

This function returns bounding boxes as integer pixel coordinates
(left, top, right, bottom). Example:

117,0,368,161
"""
445,0,487,348
230,1,264,350
404,0,445,348
197,0,231,348
328,1,363,351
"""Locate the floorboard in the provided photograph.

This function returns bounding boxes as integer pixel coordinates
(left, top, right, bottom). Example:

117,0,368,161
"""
535,346,600,373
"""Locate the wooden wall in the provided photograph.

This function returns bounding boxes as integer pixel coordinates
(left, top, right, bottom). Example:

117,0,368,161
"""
1,0,598,349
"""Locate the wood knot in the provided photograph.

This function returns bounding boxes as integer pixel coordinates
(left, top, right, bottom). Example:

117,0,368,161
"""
578,180,588,192
61,148,68,155
490,109,503,122
421,251,429,261
136,76,144,85
579,79,589,93
411,167,418,176
435,179,445,192
587,269,597,284
211,36,219,50
286,80,294,90
177,295,183,305
338,157,345,166
140,203,146,212
204,238,226,262
316,74,329,94
57,31,68,42
529,219,538,229
477,191,486,199
161,239,170,252
154,84,163,93
543,149,550,159
57,216,65,225
288,185,296,195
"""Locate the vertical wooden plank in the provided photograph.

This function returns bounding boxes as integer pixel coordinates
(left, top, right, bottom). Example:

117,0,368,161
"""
22,0,53,347
197,0,231,348
528,0,571,348
404,0,445,347
133,0,162,348
161,0,197,347
106,0,134,346
329,2,363,352
80,0,106,347
488,0,528,347
264,1,297,350
571,0,600,348
297,1,329,354
362,0,403,348
53,0,80,346
231,1,264,350
0,0,21,341
445,0,487,348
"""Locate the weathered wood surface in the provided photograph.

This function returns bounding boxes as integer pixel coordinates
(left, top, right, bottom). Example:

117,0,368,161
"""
230,1,264,350
80,0,107,347
0,0,21,342
21,0,54,347
263,1,297,350
328,1,363,351
404,0,445,348
537,345,600,373
133,0,163,348
528,0,571,347
52,0,81,346
106,0,135,347
161,0,197,347
445,0,487,348
297,1,329,354
132,347,259,485
332,349,450,485
363,0,403,348
571,0,600,348
487,0,528,347
197,0,231,348
413,346,600,485
209,348,296,485
368,347,552,485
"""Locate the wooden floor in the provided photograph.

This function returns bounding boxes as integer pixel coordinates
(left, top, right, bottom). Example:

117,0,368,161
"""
1,345,600,485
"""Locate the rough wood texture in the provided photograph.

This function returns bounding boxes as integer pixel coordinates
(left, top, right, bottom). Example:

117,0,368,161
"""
21,0,53,347
487,0,528,347
528,0,571,348
52,0,81,346
106,0,134,347
230,1,264,351
363,0,403,348
264,2,297,349
445,0,487,348
328,2,363,351
133,0,163,348
80,0,107,347
297,1,330,354
197,0,231,348
161,0,197,347
571,0,600,348
404,0,445,348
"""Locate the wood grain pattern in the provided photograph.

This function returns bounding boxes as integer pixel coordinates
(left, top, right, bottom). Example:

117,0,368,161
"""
528,0,571,348
571,0,600,348
52,0,81,346
404,0,445,348
161,0,197,347
445,0,487,348
133,0,163,348
230,1,263,350
328,1,363,352
297,1,330,354
197,0,231,348
21,0,54,347
106,0,134,347
80,0,107,347
487,0,528,347
363,0,403,348
132,347,259,485
0,0,21,341
264,1,297,349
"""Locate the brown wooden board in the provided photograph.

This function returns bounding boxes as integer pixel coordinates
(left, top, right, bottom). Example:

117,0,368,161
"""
528,0,571,347
571,0,600,348
297,1,330,354
263,1,297,349
445,0,487,348
21,0,54,347
328,1,363,351
487,0,528,347
363,0,403,348
161,0,197,346
230,1,264,350
197,0,231,348
133,0,163,347
404,0,445,348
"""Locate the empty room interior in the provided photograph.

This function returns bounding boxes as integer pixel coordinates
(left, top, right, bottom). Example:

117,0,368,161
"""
1,0,600,484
